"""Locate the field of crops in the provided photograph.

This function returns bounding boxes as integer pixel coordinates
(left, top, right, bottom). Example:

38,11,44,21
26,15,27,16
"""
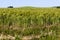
0,7,60,40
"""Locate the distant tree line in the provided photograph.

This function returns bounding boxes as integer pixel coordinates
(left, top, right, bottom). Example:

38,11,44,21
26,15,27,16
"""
8,6,13,8
53,6,60,8
56,6,60,8
7,6,60,8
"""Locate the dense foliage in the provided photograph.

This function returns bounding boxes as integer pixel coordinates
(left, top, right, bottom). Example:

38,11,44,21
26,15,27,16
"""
0,7,60,40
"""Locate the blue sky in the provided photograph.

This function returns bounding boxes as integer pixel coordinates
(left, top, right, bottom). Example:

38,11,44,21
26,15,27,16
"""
0,0,60,7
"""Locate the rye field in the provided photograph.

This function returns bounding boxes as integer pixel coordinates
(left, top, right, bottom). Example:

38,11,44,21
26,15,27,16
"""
0,7,60,40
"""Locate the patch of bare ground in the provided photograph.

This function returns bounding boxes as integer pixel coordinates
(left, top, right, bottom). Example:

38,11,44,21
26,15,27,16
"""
0,34,15,40
22,35,40,40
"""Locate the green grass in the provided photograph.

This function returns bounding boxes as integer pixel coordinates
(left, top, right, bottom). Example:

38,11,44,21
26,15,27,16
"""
0,7,60,40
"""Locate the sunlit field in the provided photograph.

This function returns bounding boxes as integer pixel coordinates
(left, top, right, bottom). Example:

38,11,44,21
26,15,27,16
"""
0,7,60,40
